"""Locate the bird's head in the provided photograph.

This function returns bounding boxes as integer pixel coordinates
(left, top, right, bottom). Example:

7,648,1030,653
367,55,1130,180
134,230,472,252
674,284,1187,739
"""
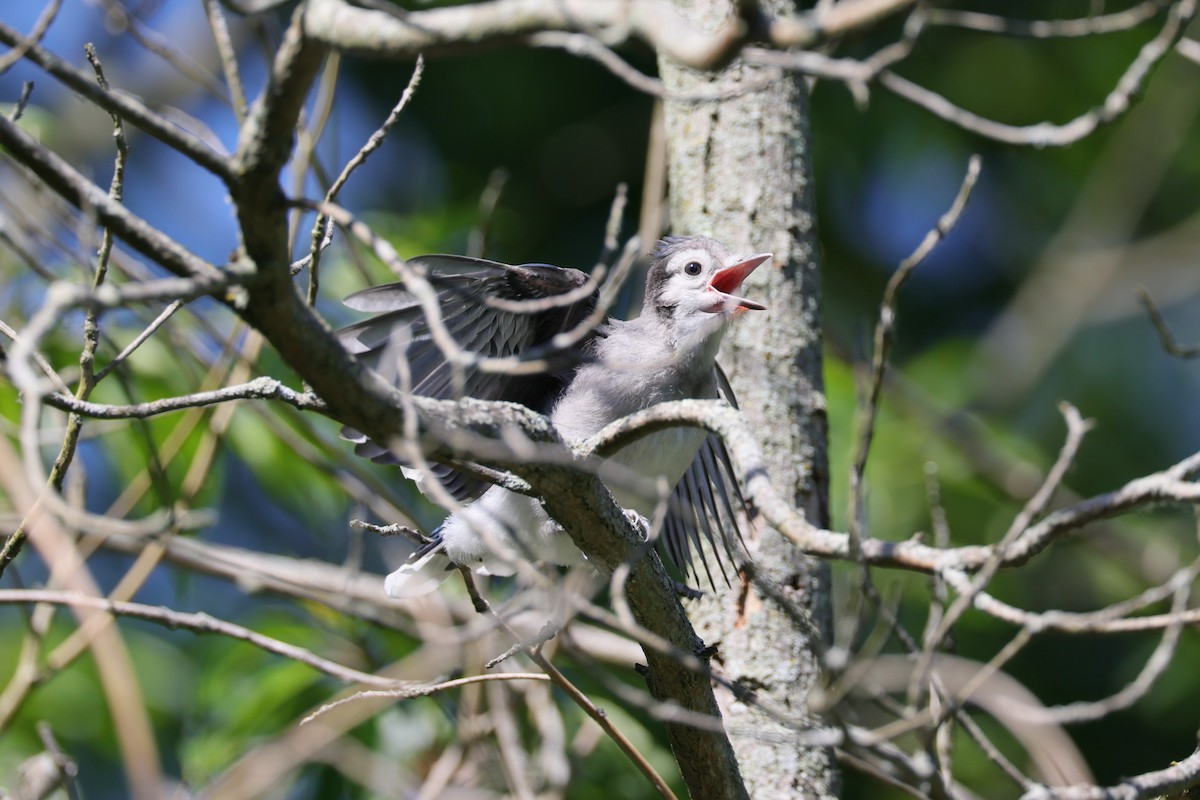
646,236,770,341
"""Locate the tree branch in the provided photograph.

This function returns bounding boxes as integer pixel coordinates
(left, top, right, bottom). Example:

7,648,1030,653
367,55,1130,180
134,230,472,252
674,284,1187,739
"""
300,0,746,71
1021,743,1200,800
41,376,325,419
0,114,226,282
0,589,413,689
584,399,1200,575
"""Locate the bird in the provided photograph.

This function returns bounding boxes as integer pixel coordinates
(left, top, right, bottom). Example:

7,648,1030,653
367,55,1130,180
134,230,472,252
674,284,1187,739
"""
336,235,770,598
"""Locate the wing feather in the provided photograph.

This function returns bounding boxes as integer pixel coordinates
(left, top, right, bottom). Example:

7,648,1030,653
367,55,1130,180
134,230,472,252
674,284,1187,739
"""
660,364,752,589
338,254,597,502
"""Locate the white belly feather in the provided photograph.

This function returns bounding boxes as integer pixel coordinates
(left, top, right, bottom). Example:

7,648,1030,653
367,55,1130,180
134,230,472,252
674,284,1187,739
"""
606,425,707,515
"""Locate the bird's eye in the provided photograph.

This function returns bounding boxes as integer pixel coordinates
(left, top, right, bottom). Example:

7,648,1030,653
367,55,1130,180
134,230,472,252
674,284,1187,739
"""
683,261,703,276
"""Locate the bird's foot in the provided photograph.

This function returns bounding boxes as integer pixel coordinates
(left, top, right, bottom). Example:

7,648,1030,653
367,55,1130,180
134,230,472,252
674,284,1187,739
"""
673,580,704,600
623,508,650,537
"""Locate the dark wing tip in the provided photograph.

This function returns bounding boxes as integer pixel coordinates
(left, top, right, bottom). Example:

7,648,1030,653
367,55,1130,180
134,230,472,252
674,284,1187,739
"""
660,370,754,589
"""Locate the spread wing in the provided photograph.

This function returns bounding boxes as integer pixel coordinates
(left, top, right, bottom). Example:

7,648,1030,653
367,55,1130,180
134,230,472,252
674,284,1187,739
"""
661,364,753,589
337,254,598,500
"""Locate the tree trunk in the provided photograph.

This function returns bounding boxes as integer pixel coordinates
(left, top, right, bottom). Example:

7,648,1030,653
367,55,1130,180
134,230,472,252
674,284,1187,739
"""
658,2,839,797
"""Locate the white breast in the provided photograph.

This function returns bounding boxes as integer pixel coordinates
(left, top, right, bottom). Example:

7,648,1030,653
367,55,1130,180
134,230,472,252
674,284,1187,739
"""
606,425,708,516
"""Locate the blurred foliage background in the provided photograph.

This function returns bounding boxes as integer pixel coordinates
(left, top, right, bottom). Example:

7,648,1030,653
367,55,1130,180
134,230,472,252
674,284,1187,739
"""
2,1,1200,798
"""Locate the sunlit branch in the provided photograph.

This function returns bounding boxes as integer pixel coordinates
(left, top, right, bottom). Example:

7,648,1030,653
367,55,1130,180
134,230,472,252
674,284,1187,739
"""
41,376,325,419
929,1,1168,38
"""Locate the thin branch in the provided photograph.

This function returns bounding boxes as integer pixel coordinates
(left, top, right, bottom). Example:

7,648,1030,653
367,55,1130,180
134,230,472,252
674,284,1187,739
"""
41,376,326,419
0,318,72,396
917,402,1093,677
467,168,510,258
97,0,231,104
9,79,35,121
929,1,1169,38
36,722,80,800
305,55,424,303
1021,744,1200,800
0,589,414,688
1017,572,1191,725
0,0,63,75
93,301,185,382
455,571,682,800
1006,446,1200,565
16,42,135,575
0,114,224,282
1177,36,1200,63
529,649,680,800
768,0,920,48
301,673,552,725
745,0,1194,148
327,56,423,205
941,557,1200,635
203,0,250,122
526,31,779,101
849,154,982,551
1137,285,1200,358
877,0,1193,147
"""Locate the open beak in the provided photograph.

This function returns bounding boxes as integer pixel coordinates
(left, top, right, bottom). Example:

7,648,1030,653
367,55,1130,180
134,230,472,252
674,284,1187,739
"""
706,253,771,313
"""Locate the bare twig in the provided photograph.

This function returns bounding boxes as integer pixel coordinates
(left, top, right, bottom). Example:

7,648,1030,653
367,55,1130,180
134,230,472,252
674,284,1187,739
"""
8,79,35,121
917,402,1093,678
203,0,250,121
849,154,982,551
942,561,1200,635
301,673,553,725
305,55,425,303
1137,285,1200,358
0,114,225,281
0,0,62,75
455,572,682,800
929,1,1169,38
527,31,779,101
41,376,325,419
97,0,230,102
877,0,1193,147
1021,743,1200,800
768,0,919,48
93,300,185,382
0,589,411,688
745,0,1194,148
36,722,80,800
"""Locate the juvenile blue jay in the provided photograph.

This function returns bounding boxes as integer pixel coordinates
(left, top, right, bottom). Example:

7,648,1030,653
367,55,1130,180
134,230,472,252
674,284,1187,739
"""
337,236,768,597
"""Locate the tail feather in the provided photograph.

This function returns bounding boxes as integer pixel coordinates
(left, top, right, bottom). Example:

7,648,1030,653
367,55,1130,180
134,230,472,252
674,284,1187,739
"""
385,543,455,599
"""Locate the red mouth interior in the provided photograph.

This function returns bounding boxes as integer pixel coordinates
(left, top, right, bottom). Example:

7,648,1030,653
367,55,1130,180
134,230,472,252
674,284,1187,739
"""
709,254,770,296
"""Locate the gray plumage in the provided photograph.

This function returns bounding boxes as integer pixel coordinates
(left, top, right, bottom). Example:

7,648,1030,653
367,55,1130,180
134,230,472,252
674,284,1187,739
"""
336,236,769,597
